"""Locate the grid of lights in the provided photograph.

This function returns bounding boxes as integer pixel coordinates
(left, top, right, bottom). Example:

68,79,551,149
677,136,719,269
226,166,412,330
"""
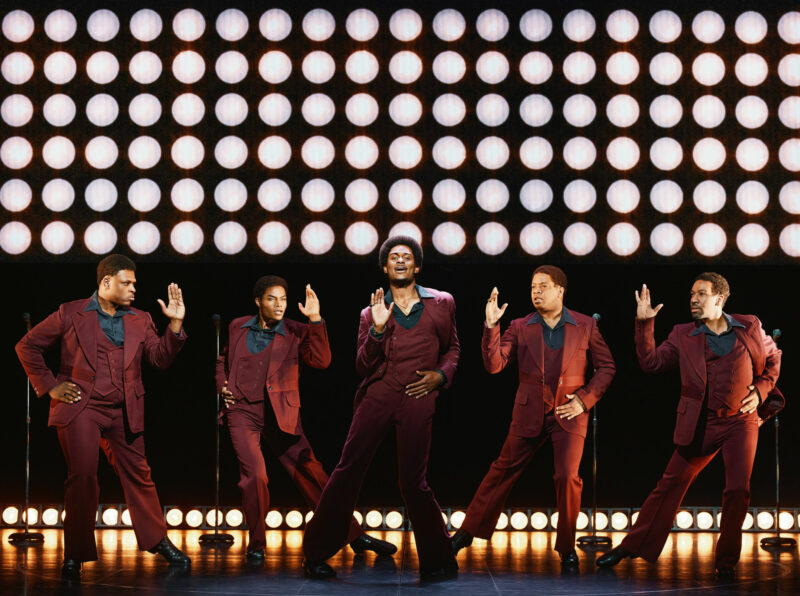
1,7,800,260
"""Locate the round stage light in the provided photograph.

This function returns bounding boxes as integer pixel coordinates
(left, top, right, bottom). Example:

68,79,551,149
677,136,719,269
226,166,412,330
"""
562,52,596,85
649,95,682,128
778,55,800,86
44,52,76,85
127,222,160,255
345,136,378,169
595,513,610,531
432,137,466,170
650,138,683,171
87,9,119,41
606,52,639,85
649,52,681,85
607,9,639,42
650,223,683,256
390,9,422,41
779,512,795,531
735,53,768,86
737,224,769,257
563,9,595,42
756,511,774,530
780,224,800,256
302,8,334,41
215,51,248,84
260,8,291,41
530,512,548,530
173,8,204,41
172,93,205,126
258,137,291,169
389,94,422,126
0,222,31,255
259,93,291,126
563,180,595,213
432,223,466,255
563,137,596,170
43,136,76,169
171,179,204,212
736,11,767,44
607,94,639,127
128,179,160,212
171,136,204,169
0,136,32,170
692,95,725,128
130,9,161,41
779,139,800,171
346,93,379,126
85,179,117,212
433,94,466,126
214,179,247,212
607,180,640,213
165,509,183,527
45,9,76,41
346,51,379,84
42,508,60,526
476,179,509,212
205,509,223,527
302,51,335,84
520,223,553,255
223,509,244,528
388,179,422,212
520,52,553,85
693,11,724,43
476,8,508,41
516,180,553,214
477,51,509,84
346,179,378,212
520,95,553,127
259,51,292,84
265,510,283,528
185,510,203,528
344,222,379,255
101,508,119,526
520,9,551,41
385,511,404,530
214,136,248,169
650,180,683,213
608,223,641,256
302,136,335,169
43,179,75,212
214,222,247,255
736,96,768,129
346,8,378,41
172,50,205,84
364,510,383,529
257,222,291,255
692,53,725,85
86,51,119,84
216,9,248,41
476,137,509,170
84,222,117,254
389,223,422,244
85,94,118,127
694,180,726,213
564,222,597,256
563,94,596,128
779,12,800,44
433,179,465,212
128,94,161,127
301,179,335,212
434,9,465,41
2,52,33,85
476,223,509,255
43,94,76,127
390,136,423,169
171,222,204,255
215,93,248,126
0,179,31,212
1,94,32,127
129,51,162,84
736,138,769,171
675,511,694,529
606,137,640,170
128,136,161,169
780,181,800,213
520,137,553,170
390,51,422,84
576,512,590,531
693,138,726,171
3,10,34,42
611,512,629,530
301,222,335,255
693,223,726,257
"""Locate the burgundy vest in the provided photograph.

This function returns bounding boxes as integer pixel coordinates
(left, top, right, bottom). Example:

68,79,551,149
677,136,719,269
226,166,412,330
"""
233,340,274,403
92,323,124,405
542,344,564,412
705,338,755,416
384,308,440,391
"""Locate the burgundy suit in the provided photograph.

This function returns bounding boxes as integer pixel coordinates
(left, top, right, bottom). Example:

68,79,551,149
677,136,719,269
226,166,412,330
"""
621,315,781,568
303,286,459,572
462,310,615,554
15,297,185,561
215,316,361,550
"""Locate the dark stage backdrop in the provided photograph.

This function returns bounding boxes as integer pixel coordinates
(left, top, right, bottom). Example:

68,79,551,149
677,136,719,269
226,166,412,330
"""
1,262,797,512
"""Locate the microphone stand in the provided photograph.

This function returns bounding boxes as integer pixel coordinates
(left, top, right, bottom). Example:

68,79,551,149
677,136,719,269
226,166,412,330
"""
9,313,44,545
200,314,233,545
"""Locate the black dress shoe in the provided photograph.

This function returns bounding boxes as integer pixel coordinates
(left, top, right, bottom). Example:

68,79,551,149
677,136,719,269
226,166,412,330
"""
303,559,336,579
451,529,473,555
716,566,735,579
350,533,398,556
148,537,191,567
61,559,81,578
420,561,458,582
246,548,265,561
596,546,635,567
560,550,579,567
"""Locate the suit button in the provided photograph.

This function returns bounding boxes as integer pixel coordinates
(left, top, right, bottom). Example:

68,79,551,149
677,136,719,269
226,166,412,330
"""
91,376,96,381
268,386,272,391
559,380,563,385
377,367,384,374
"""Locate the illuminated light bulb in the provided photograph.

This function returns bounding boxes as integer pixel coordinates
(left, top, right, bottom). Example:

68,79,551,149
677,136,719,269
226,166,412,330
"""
433,9,465,41
44,94,76,127
171,136,204,169
127,222,160,255
84,221,117,254
301,222,335,255
517,180,554,214
388,179,422,212
215,136,248,169
346,93,379,126
215,51,248,85
303,8,334,41
173,8,205,41
694,180,726,213
301,178,334,212
42,508,60,526
87,9,119,41
595,513,609,531
520,223,553,255
780,224,800,256
530,511,548,530
736,138,769,171
611,512,629,530
736,223,769,257
476,179,509,212
779,139,800,171
346,8,378,41
44,52,77,84
389,223,422,243
692,53,725,86
172,50,205,84
650,180,683,213
165,509,183,527
779,511,795,531
735,53,768,86
43,136,76,169
346,51,379,84
128,94,161,127
389,94,422,127
432,179,465,212
563,137,597,170
756,511,774,530
606,137,640,170
389,51,423,84
86,94,118,127
130,9,161,42
520,52,553,84
302,51,335,84
563,94,595,127
563,223,597,256
171,179,204,212
223,509,244,528
476,9,509,41
258,137,291,169
345,222,379,255
520,9,552,41
129,51,162,84
520,95,553,127
780,181,800,213
693,138,726,171
0,179,31,211
216,9,248,41
735,11,767,44
562,179,595,213
257,222,291,255
45,9,76,41
675,511,694,529
259,51,292,84
562,52,596,85
606,94,639,127
477,51,509,84
0,222,31,254
345,179,378,212
390,136,423,169
606,52,639,85
21,508,38,525
128,179,160,212
778,55,800,86
215,93,248,127
171,222,204,255
172,93,205,126
302,136,335,169
385,511,404,530
649,95,682,128
432,94,466,126
693,223,727,257
736,96,768,129
205,509,223,527
563,9,595,42
432,222,466,255
0,136,32,169
509,512,529,530
364,510,382,529
260,9,291,41
607,223,640,256
432,137,466,170
259,93,291,126
649,52,681,85
128,136,161,169
650,138,683,171
1,94,33,127
214,222,247,255
185,510,203,528
693,11,725,43
266,510,283,528
43,179,75,212
41,222,74,255
476,137,509,170
651,224,684,256
390,8,422,41
632,512,640,525
576,512,589,530
607,180,640,213
214,179,247,212
101,508,119,526
607,9,638,42
86,51,120,84
85,179,117,212
476,223,509,255
432,51,466,84
778,12,800,44
345,136,379,169
2,52,34,85
520,137,553,170
692,95,725,128
3,10,34,42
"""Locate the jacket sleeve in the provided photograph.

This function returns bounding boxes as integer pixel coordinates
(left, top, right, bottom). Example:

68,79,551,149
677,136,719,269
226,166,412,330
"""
142,313,187,370
635,317,679,373
481,320,518,374
434,295,459,389
15,308,64,398
355,309,386,378
574,319,615,409
299,320,332,369
753,317,781,400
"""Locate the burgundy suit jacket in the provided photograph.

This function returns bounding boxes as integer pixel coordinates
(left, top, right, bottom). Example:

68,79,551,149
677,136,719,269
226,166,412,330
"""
635,314,782,446
353,286,459,407
482,309,616,438
15,297,186,433
215,317,331,435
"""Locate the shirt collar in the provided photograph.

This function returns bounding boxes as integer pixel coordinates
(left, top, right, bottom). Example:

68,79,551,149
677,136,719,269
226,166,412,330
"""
527,308,577,328
84,291,135,317
690,312,744,336
241,316,286,335
385,284,433,304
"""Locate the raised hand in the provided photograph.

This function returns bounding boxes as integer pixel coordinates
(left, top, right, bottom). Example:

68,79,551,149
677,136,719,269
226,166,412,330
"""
157,283,185,333
49,381,81,404
486,287,508,328
298,284,321,322
370,288,394,333
635,284,663,320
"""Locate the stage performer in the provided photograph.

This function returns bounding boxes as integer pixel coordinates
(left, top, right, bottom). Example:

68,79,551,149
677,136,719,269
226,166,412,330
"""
15,254,191,578
451,266,615,568
302,236,459,581
597,273,781,578
215,276,396,561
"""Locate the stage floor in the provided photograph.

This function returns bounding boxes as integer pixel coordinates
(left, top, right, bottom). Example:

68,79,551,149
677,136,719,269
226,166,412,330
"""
2,529,798,595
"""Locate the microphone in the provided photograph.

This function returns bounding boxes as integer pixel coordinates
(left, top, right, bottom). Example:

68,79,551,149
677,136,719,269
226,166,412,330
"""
212,314,221,331
592,313,601,322
22,312,31,332
772,329,782,341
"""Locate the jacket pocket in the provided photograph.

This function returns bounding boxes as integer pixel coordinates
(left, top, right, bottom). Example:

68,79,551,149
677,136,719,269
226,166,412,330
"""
515,388,529,405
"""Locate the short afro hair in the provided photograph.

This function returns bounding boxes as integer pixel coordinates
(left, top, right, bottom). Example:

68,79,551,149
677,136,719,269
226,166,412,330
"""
694,272,730,305
253,275,288,301
97,254,136,285
533,265,567,292
378,235,423,269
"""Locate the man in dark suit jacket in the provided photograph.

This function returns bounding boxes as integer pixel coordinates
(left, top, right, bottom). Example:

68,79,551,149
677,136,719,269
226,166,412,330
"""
303,236,460,581
15,255,190,578
451,265,615,567
597,272,781,578
216,276,395,560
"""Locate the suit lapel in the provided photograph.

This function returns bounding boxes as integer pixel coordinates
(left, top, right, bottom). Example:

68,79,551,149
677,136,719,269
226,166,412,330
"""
123,314,145,369
267,330,292,379
734,323,764,374
684,327,707,385
73,310,98,371
560,316,582,375
522,317,544,374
